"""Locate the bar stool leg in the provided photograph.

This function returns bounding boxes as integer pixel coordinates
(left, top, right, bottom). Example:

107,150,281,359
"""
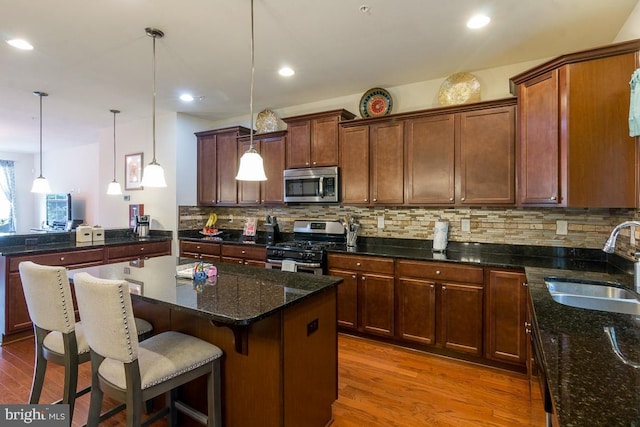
29,327,48,404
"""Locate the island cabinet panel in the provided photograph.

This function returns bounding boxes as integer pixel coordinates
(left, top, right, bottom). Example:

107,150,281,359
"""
396,260,484,356
327,253,395,337
179,240,221,262
283,109,356,169
220,243,266,268
106,240,171,263
405,114,456,204
8,248,105,271
511,40,640,208
485,269,527,366
339,121,404,205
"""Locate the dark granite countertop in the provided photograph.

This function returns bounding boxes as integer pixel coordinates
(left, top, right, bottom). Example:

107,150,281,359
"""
0,229,172,256
525,266,640,427
70,256,342,326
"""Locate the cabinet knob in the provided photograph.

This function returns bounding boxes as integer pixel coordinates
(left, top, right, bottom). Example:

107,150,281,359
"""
140,247,144,251
60,256,65,261
242,250,246,254
356,262,361,266
449,198,454,202
362,276,366,281
196,245,201,249
442,285,446,291
312,161,317,165
364,199,368,202
436,270,441,275
373,198,377,202
238,260,243,264
305,162,310,166
261,200,264,203
523,282,529,287
461,197,465,201
550,196,557,200
430,284,434,289
352,275,356,279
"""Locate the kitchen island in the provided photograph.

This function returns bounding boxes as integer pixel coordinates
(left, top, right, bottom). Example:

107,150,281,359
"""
72,256,342,427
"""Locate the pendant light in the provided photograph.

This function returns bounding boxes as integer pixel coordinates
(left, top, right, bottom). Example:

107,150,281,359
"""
236,0,267,181
31,91,51,194
107,109,123,195
140,27,167,188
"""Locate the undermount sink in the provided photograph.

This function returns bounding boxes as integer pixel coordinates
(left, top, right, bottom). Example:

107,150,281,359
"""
545,277,640,315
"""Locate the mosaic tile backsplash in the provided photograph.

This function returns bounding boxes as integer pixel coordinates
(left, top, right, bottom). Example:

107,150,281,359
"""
179,205,640,260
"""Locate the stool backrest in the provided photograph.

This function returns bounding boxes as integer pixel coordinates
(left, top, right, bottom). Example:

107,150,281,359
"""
73,272,139,363
19,261,75,334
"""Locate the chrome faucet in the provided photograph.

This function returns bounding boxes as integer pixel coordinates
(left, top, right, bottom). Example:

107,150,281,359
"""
603,220,640,293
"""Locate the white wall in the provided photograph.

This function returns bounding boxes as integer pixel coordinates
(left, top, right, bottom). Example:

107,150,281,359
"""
0,151,37,233
615,1,640,41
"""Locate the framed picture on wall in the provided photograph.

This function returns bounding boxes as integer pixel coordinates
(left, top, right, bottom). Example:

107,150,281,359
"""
125,153,143,190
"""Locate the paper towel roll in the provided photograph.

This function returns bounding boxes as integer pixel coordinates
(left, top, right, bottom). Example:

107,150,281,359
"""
433,221,449,252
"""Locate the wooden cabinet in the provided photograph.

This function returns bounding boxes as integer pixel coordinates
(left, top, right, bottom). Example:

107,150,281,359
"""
327,253,395,337
511,39,640,207
237,131,287,206
396,260,484,356
220,244,266,268
180,240,221,262
339,121,404,205
485,269,527,366
404,100,515,206
106,240,171,263
195,126,251,206
283,109,355,169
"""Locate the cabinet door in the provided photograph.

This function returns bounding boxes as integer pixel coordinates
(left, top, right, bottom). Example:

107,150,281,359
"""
370,121,404,204
458,105,515,205
340,126,370,204
197,135,217,206
286,121,311,168
328,269,358,330
518,70,560,205
485,270,527,365
398,277,436,345
7,273,31,333
359,272,394,337
261,135,286,204
237,139,261,205
440,282,483,356
310,116,340,167
405,114,455,204
216,132,239,205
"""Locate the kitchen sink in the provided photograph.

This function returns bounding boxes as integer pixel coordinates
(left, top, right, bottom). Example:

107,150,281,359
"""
545,277,640,315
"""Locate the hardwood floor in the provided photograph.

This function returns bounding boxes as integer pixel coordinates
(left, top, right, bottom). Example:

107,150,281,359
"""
0,333,545,426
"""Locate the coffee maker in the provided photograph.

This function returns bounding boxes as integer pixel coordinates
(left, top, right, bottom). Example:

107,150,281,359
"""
134,215,150,238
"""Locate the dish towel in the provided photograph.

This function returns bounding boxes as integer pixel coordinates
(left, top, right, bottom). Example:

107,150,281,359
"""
629,68,640,137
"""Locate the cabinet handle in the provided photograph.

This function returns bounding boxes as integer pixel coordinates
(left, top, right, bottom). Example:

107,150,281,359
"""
356,262,361,266
238,260,243,264
362,276,366,281
430,284,434,289
435,270,441,275
364,198,368,202
196,245,201,249
140,247,145,251
442,285,446,291
449,198,454,202
242,250,246,254
523,282,529,287
550,196,557,200
351,275,356,279
373,198,377,202
313,161,317,165
60,256,65,261
461,197,465,201
261,200,264,203
305,162,310,166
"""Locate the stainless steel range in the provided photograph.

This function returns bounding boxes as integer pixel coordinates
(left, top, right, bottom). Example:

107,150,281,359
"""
265,220,346,275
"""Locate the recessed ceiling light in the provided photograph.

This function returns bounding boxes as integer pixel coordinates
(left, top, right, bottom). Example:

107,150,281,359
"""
179,94,194,102
467,14,491,29
6,39,33,50
279,67,295,77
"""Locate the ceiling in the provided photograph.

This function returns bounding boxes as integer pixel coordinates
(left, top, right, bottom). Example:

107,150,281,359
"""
1,0,638,153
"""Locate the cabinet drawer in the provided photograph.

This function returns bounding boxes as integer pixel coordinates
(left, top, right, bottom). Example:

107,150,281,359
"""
106,240,171,262
327,253,394,274
397,260,483,284
9,248,105,272
180,240,221,256
221,244,266,260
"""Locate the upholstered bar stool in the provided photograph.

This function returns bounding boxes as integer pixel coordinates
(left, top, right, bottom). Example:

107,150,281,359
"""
73,272,223,427
18,261,154,423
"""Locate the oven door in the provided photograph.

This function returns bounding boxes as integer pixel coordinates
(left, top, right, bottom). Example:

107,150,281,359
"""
265,259,324,275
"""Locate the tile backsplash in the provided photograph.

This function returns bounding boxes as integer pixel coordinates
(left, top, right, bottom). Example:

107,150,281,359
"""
179,205,640,259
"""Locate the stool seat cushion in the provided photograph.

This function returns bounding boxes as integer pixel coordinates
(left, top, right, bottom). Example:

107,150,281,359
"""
42,318,154,356
98,331,223,390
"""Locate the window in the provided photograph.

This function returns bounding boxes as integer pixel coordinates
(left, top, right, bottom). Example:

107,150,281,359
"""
0,160,16,233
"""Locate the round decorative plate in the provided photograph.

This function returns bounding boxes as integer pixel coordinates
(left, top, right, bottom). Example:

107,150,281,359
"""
438,72,481,106
256,109,278,133
359,88,393,118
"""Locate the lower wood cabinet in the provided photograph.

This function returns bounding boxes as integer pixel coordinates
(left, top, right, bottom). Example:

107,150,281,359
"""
220,243,266,268
105,240,171,263
327,253,395,337
397,260,484,356
180,240,221,262
484,269,527,365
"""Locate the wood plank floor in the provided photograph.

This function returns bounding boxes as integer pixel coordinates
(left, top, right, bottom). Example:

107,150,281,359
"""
0,333,545,426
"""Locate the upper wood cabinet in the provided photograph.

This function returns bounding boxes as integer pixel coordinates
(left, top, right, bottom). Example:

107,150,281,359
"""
195,126,251,206
340,121,404,205
237,131,287,206
282,109,356,169
511,39,640,208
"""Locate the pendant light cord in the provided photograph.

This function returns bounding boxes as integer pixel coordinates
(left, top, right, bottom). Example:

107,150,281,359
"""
249,0,255,150
152,32,157,164
38,94,43,176
111,109,120,180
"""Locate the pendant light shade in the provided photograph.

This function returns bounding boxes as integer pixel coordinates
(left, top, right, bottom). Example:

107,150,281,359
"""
140,27,167,188
236,0,267,181
107,109,123,195
31,91,51,194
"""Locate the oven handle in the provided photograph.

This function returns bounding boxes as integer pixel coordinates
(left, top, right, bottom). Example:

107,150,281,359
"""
266,259,322,268
319,176,324,198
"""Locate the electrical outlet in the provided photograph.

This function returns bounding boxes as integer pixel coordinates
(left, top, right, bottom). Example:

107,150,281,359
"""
377,216,385,229
461,219,471,232
556,220,568,235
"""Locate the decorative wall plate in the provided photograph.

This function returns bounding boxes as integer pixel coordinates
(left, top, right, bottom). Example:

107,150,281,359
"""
256,109,278,133
359,88,393,118
438,72,481,106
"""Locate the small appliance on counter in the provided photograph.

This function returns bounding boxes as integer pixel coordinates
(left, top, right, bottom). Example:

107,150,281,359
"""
76,225,93,243
134,215,150,238
265,215,280,245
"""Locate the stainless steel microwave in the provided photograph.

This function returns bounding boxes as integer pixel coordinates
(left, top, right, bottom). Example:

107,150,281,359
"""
283,166,339,203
